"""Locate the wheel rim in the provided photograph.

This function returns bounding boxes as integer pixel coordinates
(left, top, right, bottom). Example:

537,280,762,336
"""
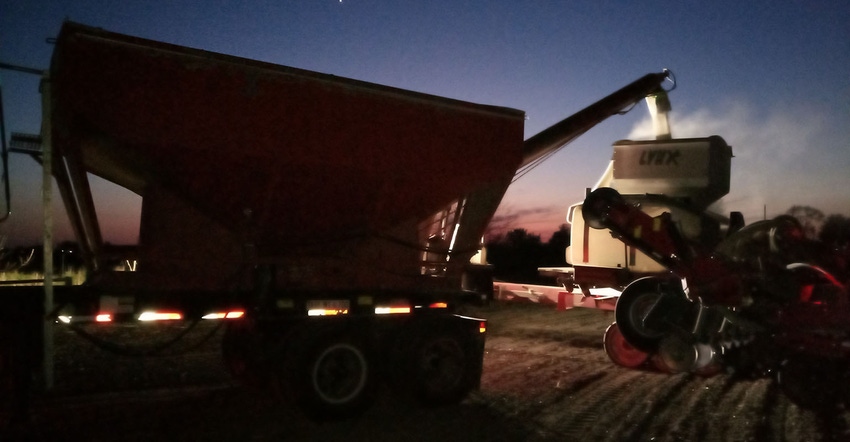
614,287,667,353
626,292,664,339
418,337,465,392
311,343,368,405
604,322,649,368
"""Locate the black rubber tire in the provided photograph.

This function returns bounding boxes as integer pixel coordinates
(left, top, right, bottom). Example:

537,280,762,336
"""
393,322,477,407
615,279,667,352
287,332,376,420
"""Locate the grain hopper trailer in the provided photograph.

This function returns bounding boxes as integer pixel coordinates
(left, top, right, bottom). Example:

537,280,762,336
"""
0,21,672,422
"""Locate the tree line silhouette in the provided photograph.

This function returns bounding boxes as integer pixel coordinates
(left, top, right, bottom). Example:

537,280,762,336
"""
485,224,570,284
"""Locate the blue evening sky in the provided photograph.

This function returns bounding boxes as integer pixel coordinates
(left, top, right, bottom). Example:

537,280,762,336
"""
1,0,848,244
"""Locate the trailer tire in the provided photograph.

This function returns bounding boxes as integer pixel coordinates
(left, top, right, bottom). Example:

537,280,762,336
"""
394,321,477,407
286,332,376,420
615,279,667,352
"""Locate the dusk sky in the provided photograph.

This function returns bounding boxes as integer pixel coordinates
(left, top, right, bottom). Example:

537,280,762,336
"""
1,1,848,245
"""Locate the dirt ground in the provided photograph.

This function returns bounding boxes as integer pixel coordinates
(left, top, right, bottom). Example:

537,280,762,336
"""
3,301,848,441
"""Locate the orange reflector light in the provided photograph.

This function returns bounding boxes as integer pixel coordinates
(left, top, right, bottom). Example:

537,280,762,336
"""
202,311,246,320
306,300,350,316
429,302,448,309
374,306,411,315
308,309,349,316
479,321,487,334
96,314,113,323
138,311,182,321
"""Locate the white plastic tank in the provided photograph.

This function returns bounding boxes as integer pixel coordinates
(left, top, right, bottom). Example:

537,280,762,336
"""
599,136,732,208
567,136,732,272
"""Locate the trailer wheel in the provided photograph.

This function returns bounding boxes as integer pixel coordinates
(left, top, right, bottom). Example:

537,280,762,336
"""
603,322,649,368
615,280,667,352
395,322,476,407
287,333,375,420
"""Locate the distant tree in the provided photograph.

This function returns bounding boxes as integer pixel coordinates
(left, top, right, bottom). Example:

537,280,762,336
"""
544,224,571,266
485,228,546,283
786,205,825,239
55,241,84,274
820,214,850,250
503,228,541,247
485,225,572,284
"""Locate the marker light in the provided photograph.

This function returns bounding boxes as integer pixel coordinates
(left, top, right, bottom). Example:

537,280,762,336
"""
202,311,246,320
308,309,349,316
306,300,350,316
138,311,182,321
374,306,411,315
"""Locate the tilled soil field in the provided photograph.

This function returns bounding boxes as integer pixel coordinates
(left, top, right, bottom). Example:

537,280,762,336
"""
3,301,847,441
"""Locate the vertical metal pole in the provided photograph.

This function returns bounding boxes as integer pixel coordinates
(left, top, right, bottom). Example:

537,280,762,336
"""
41,75,54,390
